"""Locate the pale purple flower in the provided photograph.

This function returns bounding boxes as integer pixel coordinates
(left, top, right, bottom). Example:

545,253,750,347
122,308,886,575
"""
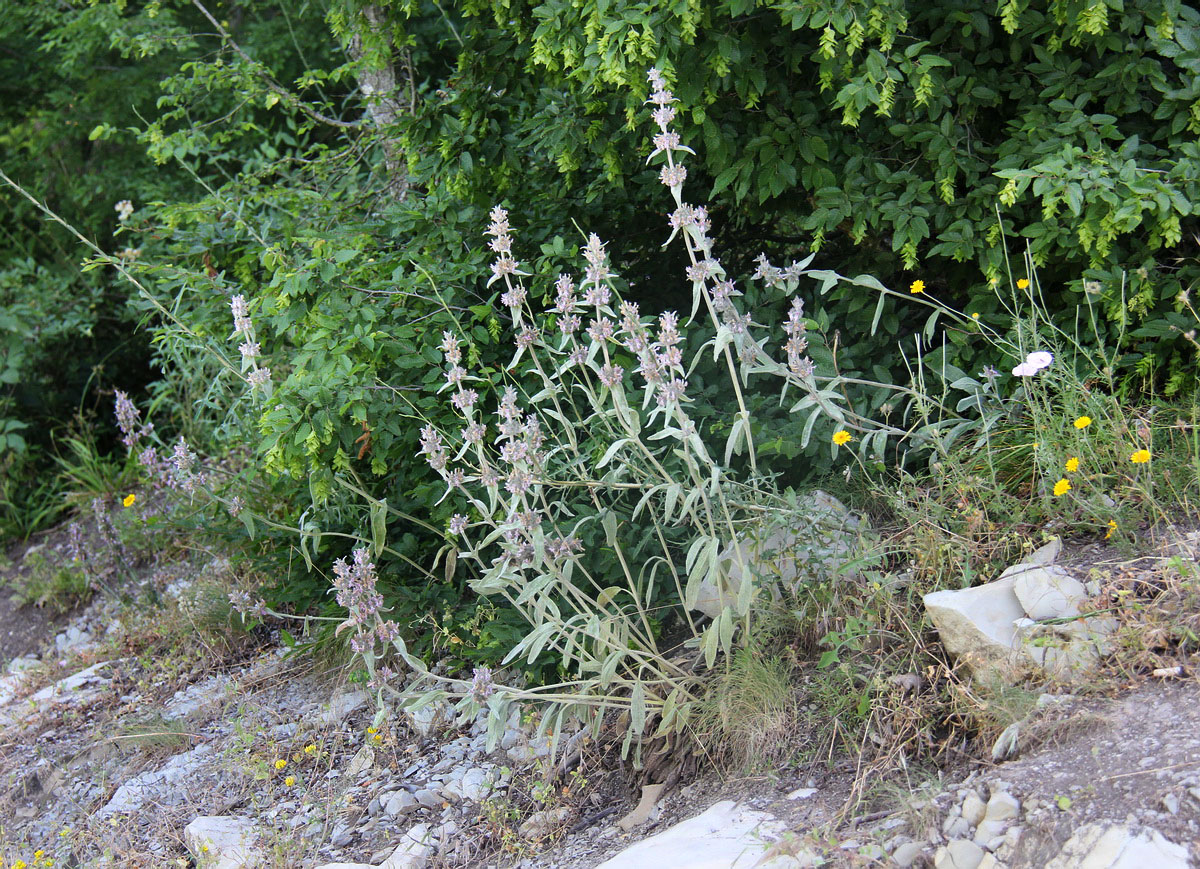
553,274,577,313
114,389,151,452
490,257,518,280
376,620,401,644
471,666,495,703
449,514,469,535
505,467,533,496
247,367,272,388
657,378,688,406
479,463,501,487
332,548,384,627
586,317,614,344
239,340,260,360
599,364,624,387
659,164,687,187
650,130,681,159
498,387,521,421
657,311,681,346
461,421,486,445
545,536,584,560
559,314,581,335
686,258,719,283
501,285,527,309
419,424,447,471
452,388,479,411
228,495,245,517
516,327,537,349
440,331,462,364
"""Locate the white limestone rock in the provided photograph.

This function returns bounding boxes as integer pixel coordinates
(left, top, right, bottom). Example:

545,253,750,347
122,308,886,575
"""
184,816,262,869
923,577,1027,675
1011,566,1087,620
100,744,215,815
1044,823,1190,869
594,800,801,869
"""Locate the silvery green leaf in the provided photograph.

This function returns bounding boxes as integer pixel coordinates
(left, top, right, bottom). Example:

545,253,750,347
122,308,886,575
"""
701,623,719,669
370,498,387,556
602,510,618,545
718,607,735,655
599,649,623,687
724,415,746,465
631,680,646,735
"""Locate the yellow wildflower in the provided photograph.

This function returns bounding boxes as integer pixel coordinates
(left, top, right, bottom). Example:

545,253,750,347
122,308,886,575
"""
832,430,853,446
274,759,287,770
1017,278,1030,289
909,279,926,294
304,744,317,754
1065,457,1079,472
285,776,296,787
971,312,980,319
1074,416,1092,429
366,726,377,735
123,493,136,507
1105,519,1117,539
1053,478,1072,496
1130,449,1151,464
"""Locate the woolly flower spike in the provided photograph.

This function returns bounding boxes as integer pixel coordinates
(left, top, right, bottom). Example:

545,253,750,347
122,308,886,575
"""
1074,416,1092,429
485,206,521,288
1130,449,1151,464
1053,478,1072,496
230,295,253,336
832,430,853,446
449,514,468,535
659,164,687,188
332,548,384,627
114,389,152,452
440,331,462,365
1012,351,1053,376
909,279,925,294
553,274,577,314
646,67,678,132
599,363,624,387
471,666,495,703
